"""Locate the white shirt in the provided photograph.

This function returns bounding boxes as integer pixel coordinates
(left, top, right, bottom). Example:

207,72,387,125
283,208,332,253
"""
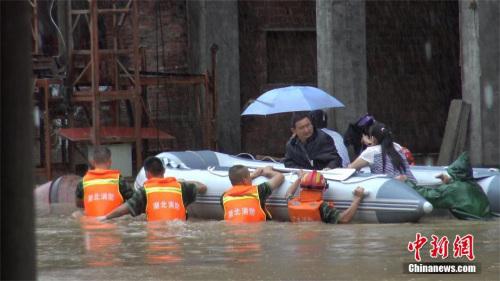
359,142,416,182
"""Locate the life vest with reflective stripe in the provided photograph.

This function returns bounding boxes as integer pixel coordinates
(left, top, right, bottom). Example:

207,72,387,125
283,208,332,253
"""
223,185,266,222
83,169,123,217
288,189,331,222
144,177,186,221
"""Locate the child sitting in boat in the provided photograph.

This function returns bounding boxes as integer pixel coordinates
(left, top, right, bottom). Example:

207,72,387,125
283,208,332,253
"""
285,170,365,224
348,122,417,183
75,146,134,217
344,114,416,165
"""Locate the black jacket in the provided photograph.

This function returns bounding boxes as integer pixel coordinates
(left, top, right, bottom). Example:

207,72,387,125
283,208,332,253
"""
284,129,342,170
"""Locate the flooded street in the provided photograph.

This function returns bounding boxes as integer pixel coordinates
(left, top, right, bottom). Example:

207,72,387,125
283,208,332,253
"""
37,205,499,280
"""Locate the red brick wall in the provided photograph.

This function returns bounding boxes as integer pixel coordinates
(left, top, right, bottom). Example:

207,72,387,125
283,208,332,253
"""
366,1,461,154
239,0,316,156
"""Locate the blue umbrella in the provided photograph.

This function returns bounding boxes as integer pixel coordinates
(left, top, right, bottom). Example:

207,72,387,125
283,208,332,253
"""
241,86,344,116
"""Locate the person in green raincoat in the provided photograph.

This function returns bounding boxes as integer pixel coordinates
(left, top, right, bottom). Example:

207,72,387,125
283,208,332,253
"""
408,152,491,220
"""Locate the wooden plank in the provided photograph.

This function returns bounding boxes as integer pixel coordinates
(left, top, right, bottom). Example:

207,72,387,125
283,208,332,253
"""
72,90,136,102
71,8,131,14
72,49,132,55
453,101,471,161
58,127,175,142
140,74,206,85
437,99,470,165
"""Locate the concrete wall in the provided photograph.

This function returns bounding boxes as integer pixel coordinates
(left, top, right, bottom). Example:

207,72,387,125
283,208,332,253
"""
317,0,368,135
187,0,241,154
460,0,500,167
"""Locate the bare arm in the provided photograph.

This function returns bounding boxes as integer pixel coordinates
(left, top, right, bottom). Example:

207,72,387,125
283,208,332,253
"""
285,170,305,199
188,181,208,194
250,168,264,180
348,157,369,170
262,166,284,190
338,187,365,224
435,173,451,184
285,177,301,200
102,203,131,220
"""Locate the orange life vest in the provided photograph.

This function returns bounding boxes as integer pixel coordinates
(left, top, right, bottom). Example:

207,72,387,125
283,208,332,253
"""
223,185,267,222
288,188,331,222
144,177,186,221
83,169,123,217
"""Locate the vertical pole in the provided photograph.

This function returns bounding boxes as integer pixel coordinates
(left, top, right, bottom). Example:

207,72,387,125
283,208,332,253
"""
1,0,37,279
31,0,39,54
43,79,52,179
210,44,218,150
132,0,142,170
112,1,120,126
90,0,101,146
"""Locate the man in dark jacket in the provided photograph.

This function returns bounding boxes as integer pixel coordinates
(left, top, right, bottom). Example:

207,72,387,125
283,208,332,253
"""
284,112,342,170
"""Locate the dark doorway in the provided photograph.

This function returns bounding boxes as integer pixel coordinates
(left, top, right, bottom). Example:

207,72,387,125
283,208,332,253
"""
238,1,316,156
365,1,461,155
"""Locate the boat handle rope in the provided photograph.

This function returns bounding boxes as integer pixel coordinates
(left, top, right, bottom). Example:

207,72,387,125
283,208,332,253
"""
206,166,289,178
340,174,388,184
207,166,228,177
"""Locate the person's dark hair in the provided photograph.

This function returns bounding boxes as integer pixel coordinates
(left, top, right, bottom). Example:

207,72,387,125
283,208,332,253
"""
143,156,165,177
309,110,327,128
228,165,250,185
356,114,375,135
92,146,111,164
369,122,406,173
344,114,376,155
290,111,312,128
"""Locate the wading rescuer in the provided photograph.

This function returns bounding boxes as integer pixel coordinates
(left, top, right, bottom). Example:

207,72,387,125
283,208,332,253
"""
221,165,284,222
75,146,134,217
99,156,207,221
285,170,366,223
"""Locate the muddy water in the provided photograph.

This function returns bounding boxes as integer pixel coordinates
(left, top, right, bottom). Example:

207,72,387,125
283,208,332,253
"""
37,205,499,280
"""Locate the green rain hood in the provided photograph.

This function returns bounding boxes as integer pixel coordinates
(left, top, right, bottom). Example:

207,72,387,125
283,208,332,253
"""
411,152,491,220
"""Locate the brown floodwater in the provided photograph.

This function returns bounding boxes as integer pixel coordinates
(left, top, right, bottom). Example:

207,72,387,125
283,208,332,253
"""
37,204,500,280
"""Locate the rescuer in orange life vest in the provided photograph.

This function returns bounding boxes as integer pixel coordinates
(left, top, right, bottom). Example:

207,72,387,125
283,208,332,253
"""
99,156,207,221
285,170,366,223
75,146,134,217
221,165,284,222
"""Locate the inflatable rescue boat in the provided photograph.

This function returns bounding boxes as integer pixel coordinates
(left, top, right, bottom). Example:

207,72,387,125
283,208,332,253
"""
134,151,434,223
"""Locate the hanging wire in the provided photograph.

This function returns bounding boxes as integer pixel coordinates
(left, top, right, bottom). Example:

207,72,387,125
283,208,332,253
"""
49,0,67,56
155,0,161,152
158,0,169,150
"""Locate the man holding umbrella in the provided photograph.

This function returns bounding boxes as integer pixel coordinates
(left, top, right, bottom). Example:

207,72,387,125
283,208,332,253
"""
241,86,345,170
284,112,342,170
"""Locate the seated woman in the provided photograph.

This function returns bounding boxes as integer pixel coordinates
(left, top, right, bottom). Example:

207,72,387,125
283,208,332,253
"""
348,122,416,183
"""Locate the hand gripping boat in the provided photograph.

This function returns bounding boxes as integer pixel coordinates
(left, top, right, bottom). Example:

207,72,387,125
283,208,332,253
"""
134,150,435,223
